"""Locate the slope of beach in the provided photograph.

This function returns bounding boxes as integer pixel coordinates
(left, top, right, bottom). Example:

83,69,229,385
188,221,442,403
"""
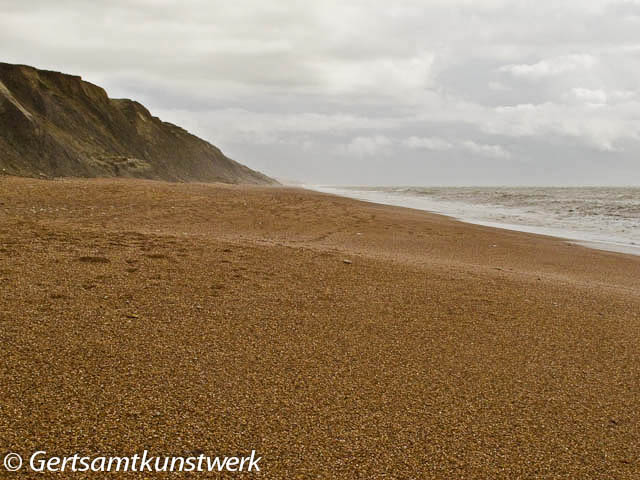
1,176,639,479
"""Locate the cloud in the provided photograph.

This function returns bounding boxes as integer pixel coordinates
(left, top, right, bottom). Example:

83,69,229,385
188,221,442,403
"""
403,136,453,150
499,54,597,78
310,53,435,95
567,87,638,106
488,81,511,92
461,141,511,159
1,0,640,184
570,88,608,105
338,135,511,161
339,135,392,157
485,101,640,151
402,136,510,159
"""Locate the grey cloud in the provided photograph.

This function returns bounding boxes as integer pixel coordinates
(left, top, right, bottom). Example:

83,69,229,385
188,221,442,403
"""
498,55,598,78
1,0,639,185
403,137,454,151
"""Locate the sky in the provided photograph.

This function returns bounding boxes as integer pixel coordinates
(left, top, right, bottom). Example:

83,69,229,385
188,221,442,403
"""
2,0,640,185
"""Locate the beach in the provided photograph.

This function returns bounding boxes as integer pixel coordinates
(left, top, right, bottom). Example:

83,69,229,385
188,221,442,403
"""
1,176,639,478
313,186,640,257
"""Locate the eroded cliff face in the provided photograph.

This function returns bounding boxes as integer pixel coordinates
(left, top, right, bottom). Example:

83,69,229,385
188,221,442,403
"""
0,63,276,184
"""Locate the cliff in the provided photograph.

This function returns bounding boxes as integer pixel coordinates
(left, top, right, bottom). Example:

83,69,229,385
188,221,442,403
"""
0,62,275,184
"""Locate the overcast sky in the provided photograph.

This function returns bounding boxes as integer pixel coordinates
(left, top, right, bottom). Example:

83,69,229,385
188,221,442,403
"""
2,0,640,185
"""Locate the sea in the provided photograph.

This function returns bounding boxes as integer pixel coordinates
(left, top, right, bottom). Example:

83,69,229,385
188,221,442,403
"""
311,186,640,256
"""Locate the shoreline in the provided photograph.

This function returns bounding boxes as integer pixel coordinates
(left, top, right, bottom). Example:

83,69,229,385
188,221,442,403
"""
308,185,640,257
2,176,639,479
